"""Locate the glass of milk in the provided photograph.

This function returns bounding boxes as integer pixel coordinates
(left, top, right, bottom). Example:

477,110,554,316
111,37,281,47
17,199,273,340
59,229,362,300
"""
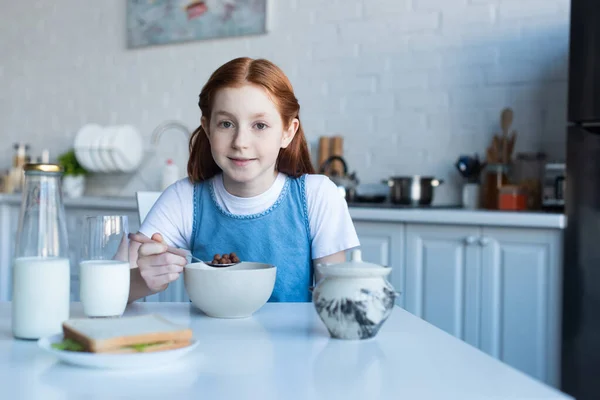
80,215,130,318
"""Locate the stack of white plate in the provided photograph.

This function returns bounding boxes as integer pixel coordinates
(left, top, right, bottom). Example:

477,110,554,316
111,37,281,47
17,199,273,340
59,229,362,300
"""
74,124,144,173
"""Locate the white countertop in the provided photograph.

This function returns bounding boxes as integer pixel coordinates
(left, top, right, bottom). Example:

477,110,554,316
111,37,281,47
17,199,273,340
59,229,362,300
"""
0,302,572,400
349,207,566,229
0,193,566,229
0,193,138,209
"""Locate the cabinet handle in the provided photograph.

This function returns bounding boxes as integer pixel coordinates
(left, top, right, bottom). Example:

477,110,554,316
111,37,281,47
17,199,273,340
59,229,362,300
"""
465,236,477,245
479,237,491,246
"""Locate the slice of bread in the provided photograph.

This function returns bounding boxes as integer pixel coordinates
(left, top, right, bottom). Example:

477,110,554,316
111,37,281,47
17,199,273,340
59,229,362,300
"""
62,314,193,353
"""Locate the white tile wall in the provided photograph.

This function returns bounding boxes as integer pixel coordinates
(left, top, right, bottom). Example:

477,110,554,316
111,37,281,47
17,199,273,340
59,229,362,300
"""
0,0,570,204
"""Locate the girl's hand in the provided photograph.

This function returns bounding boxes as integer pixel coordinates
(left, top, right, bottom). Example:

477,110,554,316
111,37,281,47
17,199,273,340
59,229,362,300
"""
130,232,187,293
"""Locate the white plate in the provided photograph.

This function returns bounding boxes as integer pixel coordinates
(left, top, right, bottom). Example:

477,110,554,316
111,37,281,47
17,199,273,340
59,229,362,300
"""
87,129,108,173
111,124,144,173
91,134,110,172
38,333,200,370
99,126,118,172
95,128,119,172
74,147,94,172
74,124,103,171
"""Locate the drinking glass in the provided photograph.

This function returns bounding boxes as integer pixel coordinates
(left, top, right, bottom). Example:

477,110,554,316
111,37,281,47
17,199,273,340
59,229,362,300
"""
80,215,130,318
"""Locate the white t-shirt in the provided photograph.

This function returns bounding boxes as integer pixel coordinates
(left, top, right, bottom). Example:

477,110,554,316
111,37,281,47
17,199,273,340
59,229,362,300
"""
139,173,360,260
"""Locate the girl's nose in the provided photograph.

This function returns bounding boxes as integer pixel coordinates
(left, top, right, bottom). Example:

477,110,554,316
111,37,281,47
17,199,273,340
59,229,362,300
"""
231,128,250,149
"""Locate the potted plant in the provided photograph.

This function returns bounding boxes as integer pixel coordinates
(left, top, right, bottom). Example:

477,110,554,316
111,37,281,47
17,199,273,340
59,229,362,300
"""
58,149,87,198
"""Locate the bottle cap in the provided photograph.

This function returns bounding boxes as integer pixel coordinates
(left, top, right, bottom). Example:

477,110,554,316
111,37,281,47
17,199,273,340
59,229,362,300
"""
23,163,63,174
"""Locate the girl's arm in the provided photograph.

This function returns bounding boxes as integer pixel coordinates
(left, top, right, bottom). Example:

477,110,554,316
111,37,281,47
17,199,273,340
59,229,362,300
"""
314,251,346,265
127,180,194,302
313,251,347,284
306,175,360,272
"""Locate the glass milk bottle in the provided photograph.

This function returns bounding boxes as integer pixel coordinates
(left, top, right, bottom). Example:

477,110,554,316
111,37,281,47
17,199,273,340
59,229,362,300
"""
12,163,70,339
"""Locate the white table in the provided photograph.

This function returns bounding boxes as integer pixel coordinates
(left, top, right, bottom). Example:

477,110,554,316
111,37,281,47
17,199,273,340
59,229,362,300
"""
0,302,573,400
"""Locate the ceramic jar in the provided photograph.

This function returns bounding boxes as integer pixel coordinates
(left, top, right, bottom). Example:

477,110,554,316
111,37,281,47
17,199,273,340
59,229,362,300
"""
62,175,85,198
312,250,398,340
462,182,480,209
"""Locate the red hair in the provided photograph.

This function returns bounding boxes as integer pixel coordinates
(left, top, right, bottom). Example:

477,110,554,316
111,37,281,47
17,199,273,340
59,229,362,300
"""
187,57,315,182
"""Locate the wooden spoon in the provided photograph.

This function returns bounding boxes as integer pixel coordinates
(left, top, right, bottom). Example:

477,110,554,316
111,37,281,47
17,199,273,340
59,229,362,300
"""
500,108,514,163
501,108,513,136
507,130,518,161
486,146,495,163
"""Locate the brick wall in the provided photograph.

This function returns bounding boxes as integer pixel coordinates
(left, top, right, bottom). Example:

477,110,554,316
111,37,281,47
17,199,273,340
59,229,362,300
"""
0,0,570,204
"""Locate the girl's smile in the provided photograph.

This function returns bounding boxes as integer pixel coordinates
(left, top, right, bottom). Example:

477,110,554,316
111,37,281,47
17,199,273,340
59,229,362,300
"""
228,157,256,167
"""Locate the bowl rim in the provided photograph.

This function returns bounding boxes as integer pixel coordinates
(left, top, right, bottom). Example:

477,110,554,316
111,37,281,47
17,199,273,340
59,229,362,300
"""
184,261,276,271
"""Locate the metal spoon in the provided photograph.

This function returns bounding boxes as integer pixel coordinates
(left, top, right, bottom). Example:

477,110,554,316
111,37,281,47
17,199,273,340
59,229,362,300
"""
187,253,204,263
204,261,240,268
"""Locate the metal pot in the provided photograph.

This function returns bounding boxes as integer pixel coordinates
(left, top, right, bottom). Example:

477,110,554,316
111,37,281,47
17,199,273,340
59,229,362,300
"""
383,176,444,206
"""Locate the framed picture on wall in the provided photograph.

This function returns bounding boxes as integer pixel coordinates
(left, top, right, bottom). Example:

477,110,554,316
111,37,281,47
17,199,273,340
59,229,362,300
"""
126,0,269,48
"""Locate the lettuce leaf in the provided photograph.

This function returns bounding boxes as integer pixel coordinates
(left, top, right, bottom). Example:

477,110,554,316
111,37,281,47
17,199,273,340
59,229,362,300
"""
127,342,169,352
51,338,85,352
51,338,172,353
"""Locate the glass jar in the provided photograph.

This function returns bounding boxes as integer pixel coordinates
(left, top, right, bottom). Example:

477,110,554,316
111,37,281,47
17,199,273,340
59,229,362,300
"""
498,185,527,211
12,163,70,339
513,152,546,210
482,163,509,209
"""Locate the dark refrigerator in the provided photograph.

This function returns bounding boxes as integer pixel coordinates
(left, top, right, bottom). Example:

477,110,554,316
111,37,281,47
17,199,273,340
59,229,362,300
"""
563,1,600,399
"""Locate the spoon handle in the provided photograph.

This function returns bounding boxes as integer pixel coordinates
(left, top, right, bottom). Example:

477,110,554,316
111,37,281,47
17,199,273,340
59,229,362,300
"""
129,233,202,262
188,254,203,263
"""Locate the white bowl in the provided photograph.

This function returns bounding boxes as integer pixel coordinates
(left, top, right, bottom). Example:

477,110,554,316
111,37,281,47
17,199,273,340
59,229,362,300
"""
184,262,276,318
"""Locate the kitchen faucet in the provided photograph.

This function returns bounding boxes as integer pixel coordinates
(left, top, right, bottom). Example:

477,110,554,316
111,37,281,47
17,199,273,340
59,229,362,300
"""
151,120,191,145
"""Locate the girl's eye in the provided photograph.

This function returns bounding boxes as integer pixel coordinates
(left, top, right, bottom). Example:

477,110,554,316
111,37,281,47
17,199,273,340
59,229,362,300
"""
255,122,268,130
218,121,234,129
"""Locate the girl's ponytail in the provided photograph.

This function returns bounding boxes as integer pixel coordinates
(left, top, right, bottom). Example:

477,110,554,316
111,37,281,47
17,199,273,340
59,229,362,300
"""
187,124,221,182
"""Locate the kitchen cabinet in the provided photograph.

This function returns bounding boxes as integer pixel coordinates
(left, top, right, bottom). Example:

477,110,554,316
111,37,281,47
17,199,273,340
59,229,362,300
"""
352,221,405,306
479,226,562,388
0,202,20,302
401,223,562,387
404,224,482,348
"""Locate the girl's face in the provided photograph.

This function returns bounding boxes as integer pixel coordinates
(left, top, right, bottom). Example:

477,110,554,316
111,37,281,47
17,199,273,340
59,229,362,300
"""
202,84,298,197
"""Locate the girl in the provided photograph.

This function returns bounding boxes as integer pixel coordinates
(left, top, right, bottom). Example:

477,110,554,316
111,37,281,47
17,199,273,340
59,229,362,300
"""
128,57,359,303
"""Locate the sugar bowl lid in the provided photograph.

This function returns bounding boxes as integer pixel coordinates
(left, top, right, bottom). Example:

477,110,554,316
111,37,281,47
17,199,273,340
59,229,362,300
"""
316,249,392,278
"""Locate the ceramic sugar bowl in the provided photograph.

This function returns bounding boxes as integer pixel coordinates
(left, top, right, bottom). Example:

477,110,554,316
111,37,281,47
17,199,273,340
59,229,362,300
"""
312,250,399,340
